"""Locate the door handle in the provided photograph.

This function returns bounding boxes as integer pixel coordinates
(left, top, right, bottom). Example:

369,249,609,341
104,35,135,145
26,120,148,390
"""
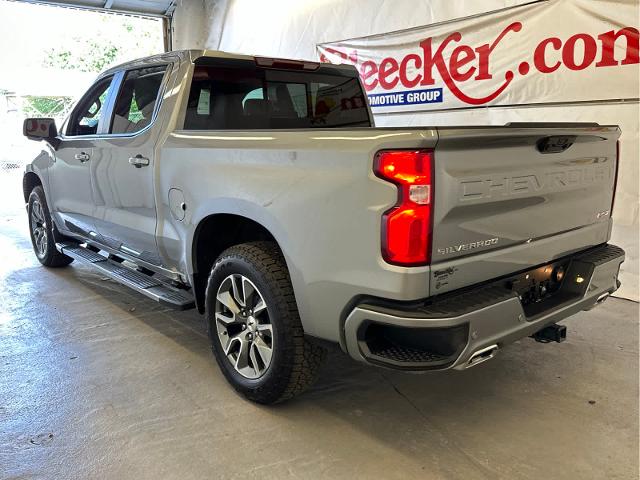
129,155,150,168
75,152,90,163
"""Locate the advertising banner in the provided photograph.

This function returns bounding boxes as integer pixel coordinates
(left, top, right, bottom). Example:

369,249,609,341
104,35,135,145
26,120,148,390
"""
317,0,639,113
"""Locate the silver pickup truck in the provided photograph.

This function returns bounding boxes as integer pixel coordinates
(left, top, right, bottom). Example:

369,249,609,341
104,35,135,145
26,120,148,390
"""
23,50,624,403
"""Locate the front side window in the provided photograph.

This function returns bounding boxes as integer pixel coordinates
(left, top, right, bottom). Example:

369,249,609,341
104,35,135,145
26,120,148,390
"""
184,58,370,130
110,65,167,134
67,76,113,136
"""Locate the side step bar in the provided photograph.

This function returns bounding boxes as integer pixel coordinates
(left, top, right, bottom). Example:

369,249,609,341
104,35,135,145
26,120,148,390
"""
56,242,195,310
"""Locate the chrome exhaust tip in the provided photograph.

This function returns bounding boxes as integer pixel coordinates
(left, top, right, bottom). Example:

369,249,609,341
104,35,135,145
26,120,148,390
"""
584,291,611,311
466,344,499,369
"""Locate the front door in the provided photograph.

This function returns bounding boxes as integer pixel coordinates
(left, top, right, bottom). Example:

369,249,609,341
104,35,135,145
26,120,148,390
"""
91,65,168,266
50,75,115,240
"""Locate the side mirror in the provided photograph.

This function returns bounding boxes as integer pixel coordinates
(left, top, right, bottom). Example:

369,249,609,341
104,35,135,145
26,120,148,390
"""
23,118,60,148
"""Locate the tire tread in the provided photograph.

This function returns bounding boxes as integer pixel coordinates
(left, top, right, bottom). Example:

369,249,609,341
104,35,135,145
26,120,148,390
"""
29,186,73,268
205,241,326,403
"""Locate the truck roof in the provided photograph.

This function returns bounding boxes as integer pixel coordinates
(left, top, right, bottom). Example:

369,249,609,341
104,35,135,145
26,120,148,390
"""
100,49,355,76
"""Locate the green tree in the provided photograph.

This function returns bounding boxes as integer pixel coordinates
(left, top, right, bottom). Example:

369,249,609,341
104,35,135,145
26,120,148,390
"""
43,39,120,73
21,15,162,120
41,17,160,74
22,96,74,118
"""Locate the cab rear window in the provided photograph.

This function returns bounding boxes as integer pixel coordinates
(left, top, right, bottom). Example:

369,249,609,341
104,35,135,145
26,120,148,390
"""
184,58,371,130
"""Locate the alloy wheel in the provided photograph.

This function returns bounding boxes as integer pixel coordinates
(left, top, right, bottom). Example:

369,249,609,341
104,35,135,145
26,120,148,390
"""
30,199,48,259
215,274,274,379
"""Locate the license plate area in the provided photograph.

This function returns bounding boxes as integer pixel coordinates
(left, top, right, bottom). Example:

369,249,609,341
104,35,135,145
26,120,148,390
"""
507,259,573,318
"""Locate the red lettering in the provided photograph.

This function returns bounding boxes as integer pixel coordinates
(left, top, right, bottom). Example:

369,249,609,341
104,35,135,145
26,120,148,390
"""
330,21,637,108
399,54,422,88
534,37,562,73
475,44,492,80
379,57,400,89
596,27,640,67
563,33,597,70
475,22,522,80
360,61,378,91
420,23,520,105
449,45,476,82
419,33,460,86
320,47,358,66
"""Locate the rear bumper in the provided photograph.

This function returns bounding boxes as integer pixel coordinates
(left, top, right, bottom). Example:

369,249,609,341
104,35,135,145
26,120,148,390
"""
343,244,624,371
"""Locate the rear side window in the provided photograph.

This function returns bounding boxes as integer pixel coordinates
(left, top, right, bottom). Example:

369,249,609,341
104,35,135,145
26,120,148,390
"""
111,65,167,134
184,59,370,130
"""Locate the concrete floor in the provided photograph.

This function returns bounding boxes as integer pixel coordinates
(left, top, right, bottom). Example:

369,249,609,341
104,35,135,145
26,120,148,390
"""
1,170,638,480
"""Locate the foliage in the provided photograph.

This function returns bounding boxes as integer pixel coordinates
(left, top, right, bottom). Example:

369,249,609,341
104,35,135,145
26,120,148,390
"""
19,14,162,120
42,17,162,74
22,96,74,119
44,40,120,73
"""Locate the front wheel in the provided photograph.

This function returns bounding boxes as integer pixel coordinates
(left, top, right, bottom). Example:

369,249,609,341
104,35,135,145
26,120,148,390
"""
205,242,326,404
28,186,73,267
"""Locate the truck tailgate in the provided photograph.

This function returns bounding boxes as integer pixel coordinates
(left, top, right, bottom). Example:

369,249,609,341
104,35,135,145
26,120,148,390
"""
430,125,619,296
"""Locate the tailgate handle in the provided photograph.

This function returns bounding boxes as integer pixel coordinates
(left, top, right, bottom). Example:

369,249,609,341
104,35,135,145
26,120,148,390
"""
537,135,576,154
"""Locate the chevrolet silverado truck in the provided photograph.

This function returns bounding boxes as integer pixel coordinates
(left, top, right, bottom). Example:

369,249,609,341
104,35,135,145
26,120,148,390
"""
22,50,625,404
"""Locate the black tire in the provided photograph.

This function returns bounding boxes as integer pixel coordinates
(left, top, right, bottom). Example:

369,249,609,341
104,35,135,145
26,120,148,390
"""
27,185,74,268
205,241,326,404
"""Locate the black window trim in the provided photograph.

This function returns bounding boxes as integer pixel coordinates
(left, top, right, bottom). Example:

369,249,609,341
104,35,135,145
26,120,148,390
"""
61,74,118,139
105,63,171,137
60,62,171,141
181,57,374,131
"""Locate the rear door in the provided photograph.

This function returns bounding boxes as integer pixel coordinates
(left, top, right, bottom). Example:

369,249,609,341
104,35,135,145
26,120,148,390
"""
91,65,169,265
430,125,620,295
50,75,116,239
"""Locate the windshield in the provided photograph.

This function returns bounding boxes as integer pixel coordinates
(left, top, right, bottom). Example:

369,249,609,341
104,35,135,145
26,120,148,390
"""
184,58,371,130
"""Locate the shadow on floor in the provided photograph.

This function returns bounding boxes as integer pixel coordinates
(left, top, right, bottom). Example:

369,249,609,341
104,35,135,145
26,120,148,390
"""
6,253,638,479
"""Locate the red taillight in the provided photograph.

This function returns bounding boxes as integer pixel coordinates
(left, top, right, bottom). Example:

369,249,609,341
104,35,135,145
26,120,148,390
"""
374,150,434,266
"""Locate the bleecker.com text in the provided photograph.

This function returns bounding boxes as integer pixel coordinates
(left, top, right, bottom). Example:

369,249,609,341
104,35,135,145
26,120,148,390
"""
320,23,639,106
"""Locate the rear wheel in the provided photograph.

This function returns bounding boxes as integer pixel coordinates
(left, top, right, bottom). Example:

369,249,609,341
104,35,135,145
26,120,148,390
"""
205,241,326,404
28,186,73,267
